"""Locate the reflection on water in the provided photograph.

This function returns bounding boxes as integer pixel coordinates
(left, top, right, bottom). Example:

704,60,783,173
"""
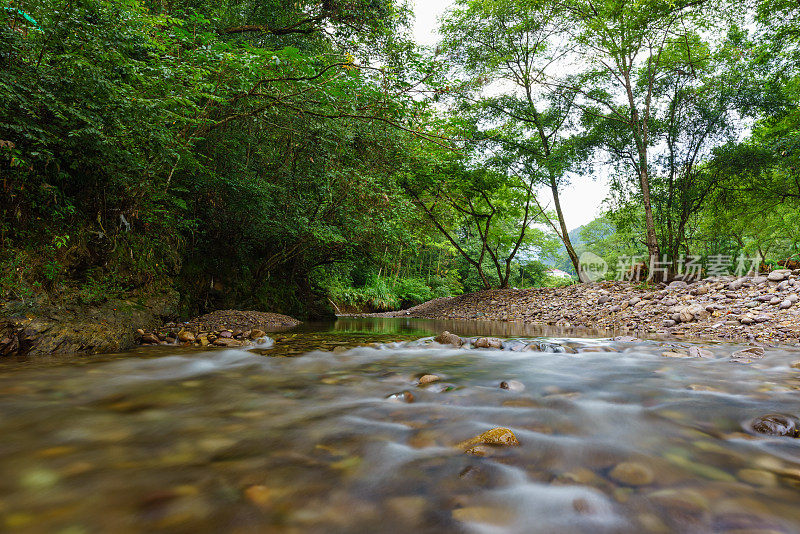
1,318,800,533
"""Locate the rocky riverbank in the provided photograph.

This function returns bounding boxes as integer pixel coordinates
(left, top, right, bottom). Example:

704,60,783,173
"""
0,289,180,357
136,309,300,348
372,270,800,345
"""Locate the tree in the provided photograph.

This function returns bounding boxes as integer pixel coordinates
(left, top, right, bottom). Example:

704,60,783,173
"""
439,0,586,277
562,0,718,273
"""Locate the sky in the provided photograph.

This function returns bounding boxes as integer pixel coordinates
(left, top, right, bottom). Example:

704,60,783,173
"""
410,0,611,232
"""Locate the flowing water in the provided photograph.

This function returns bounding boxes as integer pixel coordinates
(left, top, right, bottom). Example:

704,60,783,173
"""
2,318,800,533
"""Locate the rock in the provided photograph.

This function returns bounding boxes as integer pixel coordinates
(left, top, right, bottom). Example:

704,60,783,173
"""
662,351,691,358
598,295,612,304
768,269,790,282
249,329,266,340
609,462,654,486
386,391,415,403
688,346,713,358
332,345,349,354
499,380,525,391
218,330,233,339
473,337,503,349
727,277,748,290
663,319,677,327
629,297,641,306
244,485,272,507
213,338,243,347
136,328,145,336
737,469,778,487
456,427,520,450
198,334,209,347
779,299,793,310
418,374,441,385
434,331,463,347
613,335,640,343
790,360,800,370
141,333,160,344
752,276,768,285
731,346,765,362
669,280,688,289
452,506,512,526
177,330,195,343
747,414,800,437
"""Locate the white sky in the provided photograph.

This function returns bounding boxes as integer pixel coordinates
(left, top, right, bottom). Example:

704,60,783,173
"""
410,0,610,231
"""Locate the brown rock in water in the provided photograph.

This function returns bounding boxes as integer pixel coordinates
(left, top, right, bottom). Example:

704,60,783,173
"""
418,374,441,385
474,337,503,349
141,333,160,344
218,330,233,339
609,462,655,486
747,414,800,437
213,338,243,347
434,331,463,347
457,427,520,450
177,330,195,343
249,329,266,340
499,380,525,391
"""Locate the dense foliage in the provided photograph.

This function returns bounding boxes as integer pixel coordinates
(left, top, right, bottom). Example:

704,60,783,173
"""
1,0,798,320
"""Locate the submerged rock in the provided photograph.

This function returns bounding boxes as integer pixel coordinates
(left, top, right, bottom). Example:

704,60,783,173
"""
609,462,655,486
747,414,800,437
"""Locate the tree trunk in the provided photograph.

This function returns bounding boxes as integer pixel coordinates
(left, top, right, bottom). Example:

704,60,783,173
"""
551,178,581,279
638,162,661,274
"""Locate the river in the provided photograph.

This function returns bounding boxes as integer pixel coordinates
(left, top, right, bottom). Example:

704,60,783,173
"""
1,318,800,533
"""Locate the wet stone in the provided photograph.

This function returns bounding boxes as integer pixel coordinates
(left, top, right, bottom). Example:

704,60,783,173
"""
417,374,440,385
609,462,654,486
747,414,800,437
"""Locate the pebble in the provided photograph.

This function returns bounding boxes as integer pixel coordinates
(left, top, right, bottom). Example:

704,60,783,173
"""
417,374,441,385
457,427,520,449
609,462,654,486
499,380,525,391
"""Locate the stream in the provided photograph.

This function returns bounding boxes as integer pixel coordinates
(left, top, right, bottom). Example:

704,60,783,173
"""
2,317,800,533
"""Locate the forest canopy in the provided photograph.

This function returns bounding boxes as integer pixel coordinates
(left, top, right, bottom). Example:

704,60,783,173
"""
1,0,798,317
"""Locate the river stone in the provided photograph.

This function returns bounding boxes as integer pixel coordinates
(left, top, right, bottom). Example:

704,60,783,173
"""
386,391,415,403
499,380,525,391
737,468,778,487
456,427,520,449
609,462,654,486
747,414,800,437
768,269,791,281
218,330,233,339
473,337,503,349
669,280,688,289
731,346,765,362
249,329,266,340
434,331,463,347
752,276,768,285
790,360,800,370
141,333,159,344
598,295,612,304
662,351,691,358
418,374,441,385
688,346,713,358
779,299,793,310
177,330,195,343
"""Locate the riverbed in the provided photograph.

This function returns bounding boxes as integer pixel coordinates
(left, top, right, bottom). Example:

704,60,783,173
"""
1,318,800,533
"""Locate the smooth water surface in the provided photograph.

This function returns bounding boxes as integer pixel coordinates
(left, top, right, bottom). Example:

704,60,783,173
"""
2,318,800,533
